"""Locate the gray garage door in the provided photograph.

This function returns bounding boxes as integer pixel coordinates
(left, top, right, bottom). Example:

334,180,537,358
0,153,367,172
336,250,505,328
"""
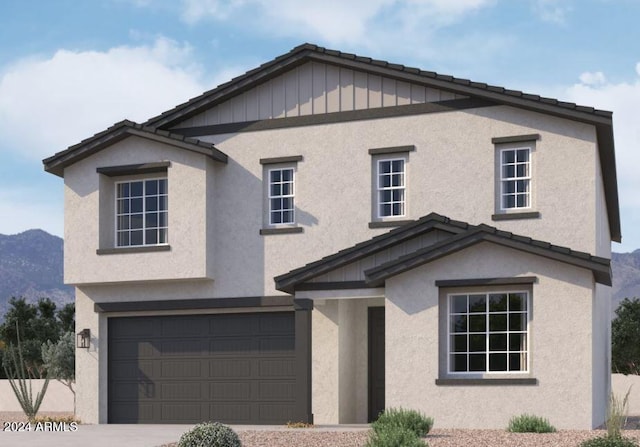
108,312,297,424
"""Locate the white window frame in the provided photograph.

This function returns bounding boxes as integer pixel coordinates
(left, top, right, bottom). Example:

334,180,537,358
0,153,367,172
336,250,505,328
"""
268,167,295,226
376,158,406,218
499,147,531,211
446,290,530,375
114,177,168,247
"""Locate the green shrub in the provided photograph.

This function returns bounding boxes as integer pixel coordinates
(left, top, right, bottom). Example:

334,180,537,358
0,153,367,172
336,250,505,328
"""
373,407,434,437
366,424,427,447
507,414,556,433
580,436,639,447
178,422,241,447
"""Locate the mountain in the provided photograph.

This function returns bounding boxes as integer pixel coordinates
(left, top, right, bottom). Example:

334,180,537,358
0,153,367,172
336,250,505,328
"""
0,229,73,319
612,249,640,313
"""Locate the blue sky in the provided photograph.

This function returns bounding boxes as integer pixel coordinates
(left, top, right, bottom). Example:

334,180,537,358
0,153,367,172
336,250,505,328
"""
1,0,639,251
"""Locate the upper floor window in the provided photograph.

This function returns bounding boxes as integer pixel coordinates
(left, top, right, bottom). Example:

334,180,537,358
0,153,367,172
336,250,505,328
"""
116,178,168,247
377,158,406,218
500,148,531,210
448,291,529,374
268,168,295,225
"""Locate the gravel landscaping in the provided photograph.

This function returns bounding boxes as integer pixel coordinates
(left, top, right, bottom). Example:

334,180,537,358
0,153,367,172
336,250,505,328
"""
4,412,640,447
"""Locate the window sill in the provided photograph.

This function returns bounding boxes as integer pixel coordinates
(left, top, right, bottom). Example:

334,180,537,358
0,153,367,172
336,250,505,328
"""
491,211,541,221
435,378,537,386
260,227,304,235
369,220,414,229
96,245,171,255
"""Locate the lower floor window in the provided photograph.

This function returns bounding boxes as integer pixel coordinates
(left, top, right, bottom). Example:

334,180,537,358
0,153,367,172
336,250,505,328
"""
448,291,529,373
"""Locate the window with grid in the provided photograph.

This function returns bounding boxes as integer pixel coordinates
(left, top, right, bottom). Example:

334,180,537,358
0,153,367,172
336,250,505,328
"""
116,178,168,247
377,159,405,218
268,168,295,225
448,292,528,373
500,148,531,210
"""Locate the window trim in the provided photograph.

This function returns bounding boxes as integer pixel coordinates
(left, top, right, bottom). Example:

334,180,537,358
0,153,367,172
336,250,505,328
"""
267,167,296,226
499,147,532,212
446,290,530,376
114,177,168,248
376,157,407,219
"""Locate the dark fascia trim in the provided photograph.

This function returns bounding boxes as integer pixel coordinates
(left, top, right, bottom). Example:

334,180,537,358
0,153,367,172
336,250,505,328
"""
260,227,304,235
96,161,171,177
491,134,541,144
94,295,295,313
294,298,314,310
275,213,470,294
296,281,374,291
368,220,415,229
260,155,304,165
435,378,538,386
170,98,495,138
435,276,538,288
364,227,612,286
368,145,416,155
491,212,541,221
96,245,171,255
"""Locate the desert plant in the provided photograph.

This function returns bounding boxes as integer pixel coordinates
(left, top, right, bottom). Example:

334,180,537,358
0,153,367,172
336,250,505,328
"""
606,389,631,439
33,414,80,424
580,436,639,447
366,424,427,447
372,407,434,437
3,322,49,421
178,422,241,447
42,332,75,411
507,414,556,433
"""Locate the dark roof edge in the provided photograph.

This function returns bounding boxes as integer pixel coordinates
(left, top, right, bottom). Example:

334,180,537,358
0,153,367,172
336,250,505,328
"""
43,120,228,177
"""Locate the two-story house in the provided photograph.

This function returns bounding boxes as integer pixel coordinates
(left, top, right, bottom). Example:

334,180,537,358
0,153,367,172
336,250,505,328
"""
43,43,619,429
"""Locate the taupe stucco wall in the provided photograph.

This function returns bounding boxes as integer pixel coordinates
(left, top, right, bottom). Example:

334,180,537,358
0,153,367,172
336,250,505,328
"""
63,103,610,425
384,242,598,429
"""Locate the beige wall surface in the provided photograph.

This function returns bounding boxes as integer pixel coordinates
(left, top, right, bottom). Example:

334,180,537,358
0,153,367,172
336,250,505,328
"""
612,374,640,416
0,380,74,413
65,101,611,425
385,242,598,429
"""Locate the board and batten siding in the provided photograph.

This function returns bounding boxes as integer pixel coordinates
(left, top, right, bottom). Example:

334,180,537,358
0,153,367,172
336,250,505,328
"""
173,62,468,128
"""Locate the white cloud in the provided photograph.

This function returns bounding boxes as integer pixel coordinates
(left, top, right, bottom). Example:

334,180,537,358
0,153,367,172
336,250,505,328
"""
532,0,572,24
579,71,606,86
564,65,640,250
179,0,494,47
0,37,207,160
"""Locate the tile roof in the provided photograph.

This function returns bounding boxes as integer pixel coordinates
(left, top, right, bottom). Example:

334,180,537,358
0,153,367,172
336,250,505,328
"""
43,120,228,177
275,213,611,294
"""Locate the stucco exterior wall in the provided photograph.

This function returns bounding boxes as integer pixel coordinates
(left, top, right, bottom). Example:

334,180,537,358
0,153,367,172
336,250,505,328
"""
384,242,598,429
311,298,383,424
64,137,213,285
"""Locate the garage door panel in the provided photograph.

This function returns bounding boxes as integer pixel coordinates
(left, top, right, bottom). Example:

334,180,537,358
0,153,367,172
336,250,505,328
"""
160,382,204,400
161,318,208,337
209,359,252,378
258,382,295,400
161,403,204,421
160,360,202,378
109,312,298,424
259,313,295,333
210,315,258,336
209,337,258,353
159,339,204,356
259,358,295,376
210,382,252,400
260,336,295,352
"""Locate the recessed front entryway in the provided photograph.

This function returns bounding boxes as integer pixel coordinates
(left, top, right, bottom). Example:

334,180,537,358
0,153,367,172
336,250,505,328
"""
368,307,385,422
108,312,299,424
